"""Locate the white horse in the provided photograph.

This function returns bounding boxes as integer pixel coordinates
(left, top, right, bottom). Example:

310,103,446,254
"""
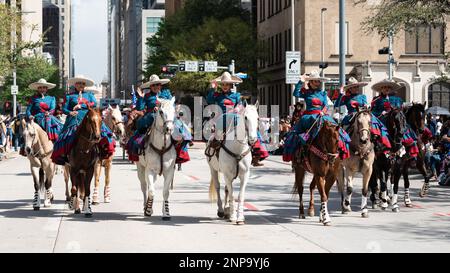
23,120,56,210
337,110,375,218
93,105,125,204
136,98,177,220
207,103,259,225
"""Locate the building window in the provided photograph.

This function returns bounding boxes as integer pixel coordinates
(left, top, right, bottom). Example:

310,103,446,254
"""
259,0,266,22
335,21,349,54
428,82,450,110
405,25,444,54
146,17,162,34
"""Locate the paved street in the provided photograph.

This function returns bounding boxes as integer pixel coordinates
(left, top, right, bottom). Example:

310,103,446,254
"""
1,144,449,253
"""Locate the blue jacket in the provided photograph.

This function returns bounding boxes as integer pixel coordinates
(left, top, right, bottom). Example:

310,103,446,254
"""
206,89,241,113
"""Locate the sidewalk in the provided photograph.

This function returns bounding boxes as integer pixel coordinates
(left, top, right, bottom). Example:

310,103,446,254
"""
0,148,19,162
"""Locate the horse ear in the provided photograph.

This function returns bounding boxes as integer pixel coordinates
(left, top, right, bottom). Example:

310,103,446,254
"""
242,100,248,107
108,105,113,111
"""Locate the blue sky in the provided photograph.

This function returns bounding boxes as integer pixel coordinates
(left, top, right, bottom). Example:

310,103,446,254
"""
72,0,107,84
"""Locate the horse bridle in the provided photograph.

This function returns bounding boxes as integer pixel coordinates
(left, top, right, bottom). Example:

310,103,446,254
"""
148,107,175,176
26,126,50,159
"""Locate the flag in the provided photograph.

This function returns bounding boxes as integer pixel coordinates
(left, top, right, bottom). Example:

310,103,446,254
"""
131,85,137,109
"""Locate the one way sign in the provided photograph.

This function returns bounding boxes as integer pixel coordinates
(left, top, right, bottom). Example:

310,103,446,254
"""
286,51,301,84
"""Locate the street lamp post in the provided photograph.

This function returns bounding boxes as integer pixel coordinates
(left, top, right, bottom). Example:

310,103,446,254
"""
321,8,327,91
291,0,296,105
11,0,17,117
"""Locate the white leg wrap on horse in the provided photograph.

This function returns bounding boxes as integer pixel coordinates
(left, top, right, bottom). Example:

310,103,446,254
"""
33,191,40,209
404,188,412,206
392,194,399,212
361,196,368,211
320,202,331,224
44,188,53,207
104,186,111,203
92,187,99,204
236,203,245,223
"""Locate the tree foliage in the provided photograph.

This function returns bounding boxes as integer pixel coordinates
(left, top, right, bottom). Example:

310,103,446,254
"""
144,0,256,95
1,56,63,104
355,0,450,38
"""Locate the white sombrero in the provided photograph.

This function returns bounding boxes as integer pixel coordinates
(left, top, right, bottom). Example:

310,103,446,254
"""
141,74,171,89
28,79,56,90
213,71,243,84
304,70,330,82
344,77,368,90
372,79,401,92
68,75,95,87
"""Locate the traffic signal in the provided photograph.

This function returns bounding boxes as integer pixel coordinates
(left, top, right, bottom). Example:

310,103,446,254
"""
161,65,177,77
178,62,186,72
198,62,205,72
378,47,389,55
161,66,169,73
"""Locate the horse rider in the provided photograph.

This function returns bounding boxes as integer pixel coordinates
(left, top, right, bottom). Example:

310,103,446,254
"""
370,79,419,159
283,70,350,162
126,74,192,163
26,79,63,142
334,77,391,152
206,71,269,167
51,75,116,166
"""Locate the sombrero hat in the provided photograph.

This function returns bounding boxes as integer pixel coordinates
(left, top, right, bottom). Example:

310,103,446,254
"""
344,77,368,90
372,79,401,92
141,74,170,89
68,75,95,87
213,71,243,84
304,70,330,82
28,79,56,90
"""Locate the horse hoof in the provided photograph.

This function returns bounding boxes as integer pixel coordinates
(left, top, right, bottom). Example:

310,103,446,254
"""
236,221,245,225
75,209,81,214
361,212,369,218
33,207,40,211
162,216,171,221
224,214,231,220
92,201,100,206
217,211,225,218
405,203,413,208
299,214,306,219
392,207,400,213
66,197,71,202
308,211,315,217
323,221,332,226
144,211,152,217
85,213,92,218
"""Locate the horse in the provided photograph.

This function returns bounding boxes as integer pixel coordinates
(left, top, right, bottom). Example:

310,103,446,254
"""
68,106,103,217
384,108,423,212
23,120,55,210
207,103,259,225
92,105,125,205
292,120,342,226
136,98,177,220
337,109,375,218
404,102,431,197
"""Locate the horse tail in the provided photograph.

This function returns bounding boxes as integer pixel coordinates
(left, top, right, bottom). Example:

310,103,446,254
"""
291,166,300,195
209,177,218,203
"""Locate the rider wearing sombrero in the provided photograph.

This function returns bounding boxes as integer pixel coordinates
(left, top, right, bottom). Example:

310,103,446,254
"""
26,79,63,142
370,79,419,158
126,75,192,163
283,70,350,162
51,75,116,165
334,77,391,151
206,72,269,167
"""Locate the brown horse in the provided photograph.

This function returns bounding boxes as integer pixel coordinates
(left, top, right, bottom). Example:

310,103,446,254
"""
68,107,102,217
123,109,145,146
404,102,431,197
293,121,342,226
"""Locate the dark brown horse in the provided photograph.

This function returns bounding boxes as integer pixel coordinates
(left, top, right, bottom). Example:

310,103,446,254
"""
404,102,431,197
68,106,102,217
293,121,342,226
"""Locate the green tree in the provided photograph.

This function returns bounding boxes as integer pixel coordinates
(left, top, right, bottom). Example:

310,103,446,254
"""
355,0,450,38
1,56,63,104
144,0,256,95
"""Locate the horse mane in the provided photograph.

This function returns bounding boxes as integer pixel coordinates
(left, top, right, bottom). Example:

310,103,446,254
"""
32,122,53,154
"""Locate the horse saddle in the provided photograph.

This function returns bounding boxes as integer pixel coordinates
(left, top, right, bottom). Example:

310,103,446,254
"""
205,137,222,160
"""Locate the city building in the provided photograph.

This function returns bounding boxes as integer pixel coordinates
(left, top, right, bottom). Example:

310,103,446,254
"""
141,8,164,72
165,0,184,17
257,0,450,116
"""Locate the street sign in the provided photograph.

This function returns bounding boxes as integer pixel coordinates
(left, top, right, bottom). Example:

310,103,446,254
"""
100,98,121,108
11,85,18,95
286,51,301,84
198,62,205,72
185,61,199,72
236,72,248,79
204,61,218,72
